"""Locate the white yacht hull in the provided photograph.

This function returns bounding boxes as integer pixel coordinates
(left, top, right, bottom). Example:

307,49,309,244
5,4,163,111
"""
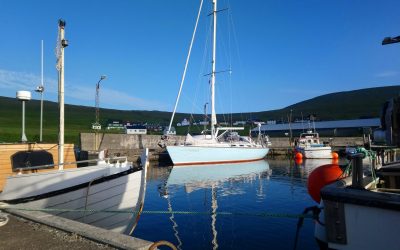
167,145,269,165
18,167,147,235
296,146,332,159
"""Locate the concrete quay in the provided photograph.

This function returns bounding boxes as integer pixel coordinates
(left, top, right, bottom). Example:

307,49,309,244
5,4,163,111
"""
80,133,366,160
0,208,153,250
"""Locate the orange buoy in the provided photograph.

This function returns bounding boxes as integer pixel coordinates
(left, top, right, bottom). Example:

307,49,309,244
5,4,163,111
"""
332,152,339,159
307,164,343,203
331,158,339,165
295,152,303,159
295,157,303,165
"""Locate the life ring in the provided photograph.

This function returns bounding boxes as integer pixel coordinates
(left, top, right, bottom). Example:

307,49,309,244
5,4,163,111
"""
148,240,177,250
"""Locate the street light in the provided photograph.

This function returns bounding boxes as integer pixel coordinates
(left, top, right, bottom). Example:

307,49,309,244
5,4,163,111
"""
16,91,31,142
382,36,400,45
92,75,107,130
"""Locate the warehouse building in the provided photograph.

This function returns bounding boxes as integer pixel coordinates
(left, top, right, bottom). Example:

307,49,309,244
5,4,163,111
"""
252,118,381,137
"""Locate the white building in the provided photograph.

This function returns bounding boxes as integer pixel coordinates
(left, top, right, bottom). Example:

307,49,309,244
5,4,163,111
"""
233,121,246,125
177,118,190,127
163,126,176,135
126,125,147,135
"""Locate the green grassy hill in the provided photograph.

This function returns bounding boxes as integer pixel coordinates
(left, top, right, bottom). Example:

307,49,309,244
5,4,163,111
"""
233,85,400,122
1,85,399,144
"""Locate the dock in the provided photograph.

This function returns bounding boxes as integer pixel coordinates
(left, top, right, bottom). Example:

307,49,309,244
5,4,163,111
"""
80,133,369,162
0,207,153,250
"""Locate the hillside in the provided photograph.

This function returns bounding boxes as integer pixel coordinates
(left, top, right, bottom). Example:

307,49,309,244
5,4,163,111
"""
234,85,400,122
1,85,399,144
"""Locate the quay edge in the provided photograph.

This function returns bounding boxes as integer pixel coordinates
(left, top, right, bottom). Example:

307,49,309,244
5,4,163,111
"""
80,133,368,160
1,208,153,250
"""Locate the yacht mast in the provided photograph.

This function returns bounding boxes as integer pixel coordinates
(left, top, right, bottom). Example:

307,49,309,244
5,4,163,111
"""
211,0,217,138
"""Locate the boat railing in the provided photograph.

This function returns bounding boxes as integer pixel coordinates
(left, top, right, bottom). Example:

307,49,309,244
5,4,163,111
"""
14,156,129,173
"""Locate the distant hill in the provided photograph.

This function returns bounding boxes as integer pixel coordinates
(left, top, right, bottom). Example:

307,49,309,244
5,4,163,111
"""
234,85,400,122
1,85,399,143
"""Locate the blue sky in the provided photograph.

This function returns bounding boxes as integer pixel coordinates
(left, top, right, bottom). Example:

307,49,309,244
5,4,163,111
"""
1,0,400,114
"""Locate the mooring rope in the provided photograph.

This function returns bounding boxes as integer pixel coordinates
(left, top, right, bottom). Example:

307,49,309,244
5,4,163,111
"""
0,205,314,220
0,212,9,227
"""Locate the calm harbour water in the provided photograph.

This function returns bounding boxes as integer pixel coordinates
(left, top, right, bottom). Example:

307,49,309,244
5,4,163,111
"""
133,158,338,250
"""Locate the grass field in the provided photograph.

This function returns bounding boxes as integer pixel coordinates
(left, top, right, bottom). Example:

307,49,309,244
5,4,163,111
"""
1,85,399,146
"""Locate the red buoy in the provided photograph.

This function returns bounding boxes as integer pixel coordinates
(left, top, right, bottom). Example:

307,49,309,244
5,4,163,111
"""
307,164,343,203
295,152,303,159
332,152,339,159
295,157,303,165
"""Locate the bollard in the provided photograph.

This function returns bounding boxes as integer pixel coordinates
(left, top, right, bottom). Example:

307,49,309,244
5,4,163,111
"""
350,153,364,189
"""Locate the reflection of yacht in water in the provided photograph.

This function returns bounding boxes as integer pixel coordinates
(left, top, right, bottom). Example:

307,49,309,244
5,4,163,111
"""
164,160,271,249
167,160,271,193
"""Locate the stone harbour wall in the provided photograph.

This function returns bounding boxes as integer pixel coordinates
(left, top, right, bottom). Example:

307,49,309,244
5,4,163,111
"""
80,132,365,153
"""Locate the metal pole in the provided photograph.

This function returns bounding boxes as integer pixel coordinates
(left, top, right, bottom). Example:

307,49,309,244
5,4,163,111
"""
58,20,67,170
204,102,208,132
21,101,27,142
210,0,218,138
40,40,44,142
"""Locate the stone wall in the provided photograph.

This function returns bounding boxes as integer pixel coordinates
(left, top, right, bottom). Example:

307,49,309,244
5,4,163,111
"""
80,133,185,152
81,133,365,151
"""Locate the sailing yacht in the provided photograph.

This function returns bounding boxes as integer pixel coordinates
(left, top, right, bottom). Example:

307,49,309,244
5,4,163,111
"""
164,0,269,166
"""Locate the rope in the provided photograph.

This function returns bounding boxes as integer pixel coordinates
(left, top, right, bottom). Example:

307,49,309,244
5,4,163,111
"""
0,206,314,220
167,0,204,133
293,206,322,250
0,213,9,227
149,240,177,250
354,147,378,184
356,147,377,160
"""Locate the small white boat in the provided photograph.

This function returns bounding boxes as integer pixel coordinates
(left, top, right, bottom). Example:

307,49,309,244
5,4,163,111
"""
314,96,400,249
0,20,149,235
314,154,400,250
295,130,332,159
163,0,269,165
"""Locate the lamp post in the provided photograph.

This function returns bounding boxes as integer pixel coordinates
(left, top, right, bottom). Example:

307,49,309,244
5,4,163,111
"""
94,75,106,151
16,91,31,142
57,19,68,170
93,75,107,130
382,36,400,45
